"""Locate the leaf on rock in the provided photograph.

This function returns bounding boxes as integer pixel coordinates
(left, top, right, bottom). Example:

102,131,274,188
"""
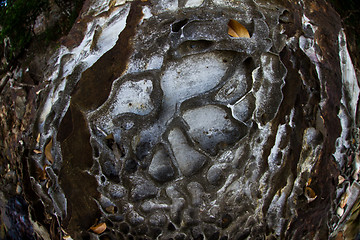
228,19,250,38
45,138,54,164
105,206,115,214
338,175,345,185
33,149,42,154
90,222,107,234
105,133,114,140
340,192,349,208
305,187,317,203
37,164,48,181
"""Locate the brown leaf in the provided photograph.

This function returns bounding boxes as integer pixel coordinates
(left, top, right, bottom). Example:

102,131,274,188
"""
90,222,106,234
105,133,114,140
105,206,115,214
340,192,349,208
37,164,48,181
228,19,250,38
305,187,317,202
45,138,54,163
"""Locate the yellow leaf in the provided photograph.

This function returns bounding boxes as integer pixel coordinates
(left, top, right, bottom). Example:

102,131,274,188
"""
90,223,106,234
33,149,42,154
36,133,41,143
45,138,54,164
228,19,250,38
105,133,114,140
338,175,345,185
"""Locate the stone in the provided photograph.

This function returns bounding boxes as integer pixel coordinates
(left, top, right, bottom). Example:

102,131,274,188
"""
148,146,175,182
1,0,359,239
168,128,208,176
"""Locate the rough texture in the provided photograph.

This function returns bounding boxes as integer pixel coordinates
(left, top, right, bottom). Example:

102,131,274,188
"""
0,0,360,239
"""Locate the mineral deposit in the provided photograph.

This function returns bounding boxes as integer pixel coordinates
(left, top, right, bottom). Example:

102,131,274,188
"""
1,0,359,239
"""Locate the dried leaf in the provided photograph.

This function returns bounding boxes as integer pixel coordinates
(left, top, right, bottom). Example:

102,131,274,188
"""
36,133,41,143
45,138,54,163
105,133,114,140
90,222,106,234
105,206,115,214
305,186,317,202
37,164,48,181
228,19,250,38
338,175,345,185
340,192,349,208
33,149,42,154
306,178,312,186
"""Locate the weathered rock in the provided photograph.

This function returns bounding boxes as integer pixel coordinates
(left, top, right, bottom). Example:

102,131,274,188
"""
0,0,359,239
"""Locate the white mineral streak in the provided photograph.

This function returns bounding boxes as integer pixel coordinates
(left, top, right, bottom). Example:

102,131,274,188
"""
267,124,289,172
333,30,359,168
299,14,323,81
161,52,229,121
39,79,66,123
89,79,154,131
142,5,153,20
338,29,359,121
185,0,204,8
157,0,178,11
40,4,130,123
267,174,294,236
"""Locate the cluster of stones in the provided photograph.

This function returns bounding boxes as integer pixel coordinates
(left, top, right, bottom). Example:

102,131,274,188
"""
27,0,359,239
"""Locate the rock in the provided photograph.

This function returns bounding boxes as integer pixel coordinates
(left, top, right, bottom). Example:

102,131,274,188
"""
1,0,359,239
131,177,158,201
148,146,175,182
168,128,208,176
182,105,247,155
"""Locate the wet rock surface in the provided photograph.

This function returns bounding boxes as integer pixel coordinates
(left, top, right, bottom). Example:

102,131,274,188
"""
1,0,360,239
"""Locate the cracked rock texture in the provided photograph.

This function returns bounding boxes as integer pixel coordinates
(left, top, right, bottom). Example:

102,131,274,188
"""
1,0,360,239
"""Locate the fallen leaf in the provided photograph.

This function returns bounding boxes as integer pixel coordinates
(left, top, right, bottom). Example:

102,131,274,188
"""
305,186,317,202
33,149,42,154
105,206,115,214
338,175,345,185
228,19,250,38
340,192,349,208
36,133,41,143
45,138,55,163
105,133,114,140
90,222,106,234
306,178,312,186
37,164,48,181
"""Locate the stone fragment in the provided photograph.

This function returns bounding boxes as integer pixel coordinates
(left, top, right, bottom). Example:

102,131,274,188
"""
232,93,256,123
107,184,126,199
148,146,175,182
168,128,208,176
207,164,224,186
131,177,158,201
182,105,247,155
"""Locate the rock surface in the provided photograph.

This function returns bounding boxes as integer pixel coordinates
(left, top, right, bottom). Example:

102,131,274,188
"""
0,0,360,239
